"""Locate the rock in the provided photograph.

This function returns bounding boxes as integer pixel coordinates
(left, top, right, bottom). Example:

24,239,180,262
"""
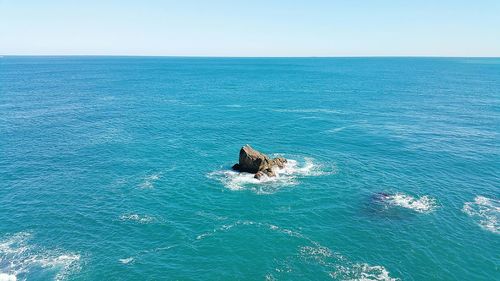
272,157,287,168
264,168,276,177
231,163,240,171
238,145,270,173
254,171,266,180
235,145,287,179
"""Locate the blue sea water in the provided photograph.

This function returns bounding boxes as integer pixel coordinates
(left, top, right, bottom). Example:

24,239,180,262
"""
0,57,499,281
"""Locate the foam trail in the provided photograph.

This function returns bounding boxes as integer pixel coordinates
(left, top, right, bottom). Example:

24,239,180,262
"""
120,214,155,224
196,220,398,280
463,196,499,234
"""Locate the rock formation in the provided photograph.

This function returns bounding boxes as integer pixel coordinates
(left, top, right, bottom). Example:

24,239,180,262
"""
232,145,287,179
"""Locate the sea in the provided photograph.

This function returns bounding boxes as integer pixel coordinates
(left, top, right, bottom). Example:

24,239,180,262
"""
0,57,499,281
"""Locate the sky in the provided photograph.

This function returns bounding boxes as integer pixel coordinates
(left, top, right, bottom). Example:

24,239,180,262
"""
1,0,499,56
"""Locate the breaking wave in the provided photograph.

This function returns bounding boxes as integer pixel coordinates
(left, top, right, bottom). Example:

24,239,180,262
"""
383,193,437,213
195,220,398,280
0,232,80,281
462,196,499,234
207,157,330,194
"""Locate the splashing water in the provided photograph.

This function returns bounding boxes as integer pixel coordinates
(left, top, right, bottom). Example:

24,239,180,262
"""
462,196,499,234
383,193,437,213
207,157,329,194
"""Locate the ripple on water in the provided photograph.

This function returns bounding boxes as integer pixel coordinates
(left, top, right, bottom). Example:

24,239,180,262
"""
195,220,399,280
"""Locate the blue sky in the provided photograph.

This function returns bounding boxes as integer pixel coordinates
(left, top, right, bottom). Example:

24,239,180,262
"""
1,0,499,56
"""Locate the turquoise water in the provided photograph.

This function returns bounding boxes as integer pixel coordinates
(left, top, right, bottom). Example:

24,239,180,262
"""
0,57,499,280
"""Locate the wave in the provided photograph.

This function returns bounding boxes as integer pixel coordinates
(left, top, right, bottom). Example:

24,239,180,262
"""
383,193,437,214
0,232,80,281
207,157,329,194
462,196,499,234
195,220,398,280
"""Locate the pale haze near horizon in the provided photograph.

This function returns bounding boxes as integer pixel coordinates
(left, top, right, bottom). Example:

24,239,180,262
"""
1,0,499,57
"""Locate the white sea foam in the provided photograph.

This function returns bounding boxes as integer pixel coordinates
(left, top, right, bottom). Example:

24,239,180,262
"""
462,196,499,234
298,243,398,280
384,193,437,213
207,157,328,194
299,245,333,258
139,173,161,189
265,273,276,281
333,263,399,281
0,273,17,281
120,214,155,224
119,257,134,264
0,232,80,281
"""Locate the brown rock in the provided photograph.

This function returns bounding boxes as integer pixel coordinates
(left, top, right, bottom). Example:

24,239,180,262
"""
234,145,286,179
254,171,266,180
271,157,287,168
238,145,271,173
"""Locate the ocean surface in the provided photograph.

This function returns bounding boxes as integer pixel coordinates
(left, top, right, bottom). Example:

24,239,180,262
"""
0,57,499,281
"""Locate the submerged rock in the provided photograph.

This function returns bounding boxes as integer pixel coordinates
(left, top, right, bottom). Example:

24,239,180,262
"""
232,145,287,179
372,192,391,202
